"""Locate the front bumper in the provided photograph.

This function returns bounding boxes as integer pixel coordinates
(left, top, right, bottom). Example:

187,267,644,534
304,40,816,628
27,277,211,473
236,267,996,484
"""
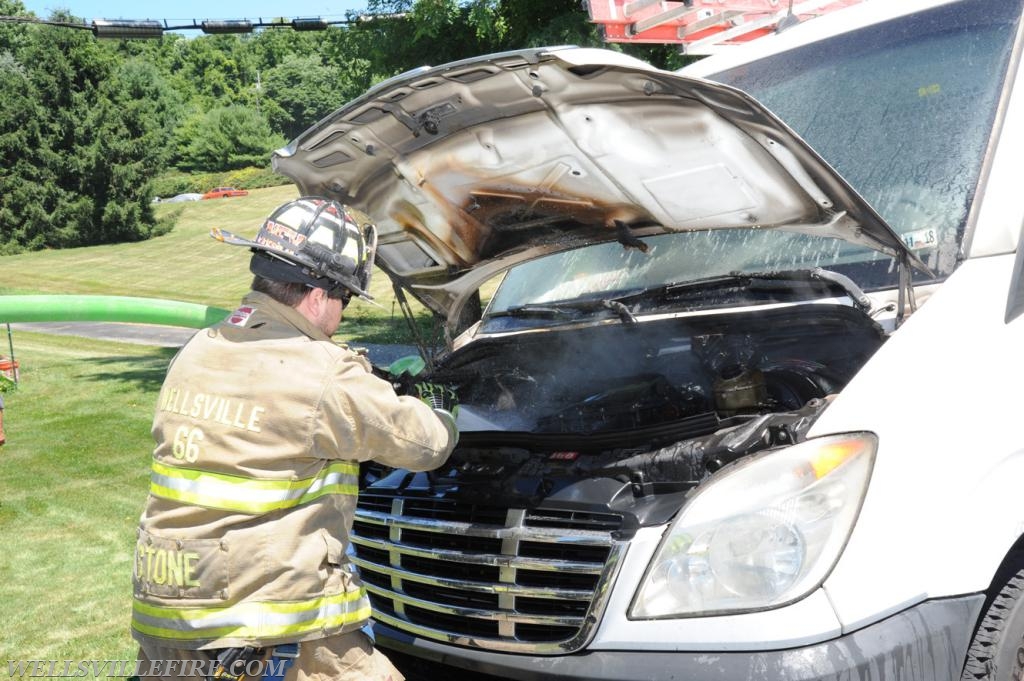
375,594,984,681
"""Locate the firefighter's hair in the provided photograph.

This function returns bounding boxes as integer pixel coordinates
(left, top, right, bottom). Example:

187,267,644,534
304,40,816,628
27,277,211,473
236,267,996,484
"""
251,275,309,307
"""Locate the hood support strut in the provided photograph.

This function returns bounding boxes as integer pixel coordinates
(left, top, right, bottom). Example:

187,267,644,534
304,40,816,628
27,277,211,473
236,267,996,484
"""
896,252,918,328
393,282,441,373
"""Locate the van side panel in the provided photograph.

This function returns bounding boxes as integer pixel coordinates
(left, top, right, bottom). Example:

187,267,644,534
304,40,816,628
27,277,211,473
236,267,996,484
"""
812,254,1024,630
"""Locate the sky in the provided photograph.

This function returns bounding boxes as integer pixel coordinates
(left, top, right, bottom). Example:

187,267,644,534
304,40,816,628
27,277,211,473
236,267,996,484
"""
20,1,371,24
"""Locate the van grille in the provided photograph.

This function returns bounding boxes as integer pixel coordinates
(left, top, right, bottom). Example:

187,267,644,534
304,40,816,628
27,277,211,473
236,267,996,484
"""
351,493,626,654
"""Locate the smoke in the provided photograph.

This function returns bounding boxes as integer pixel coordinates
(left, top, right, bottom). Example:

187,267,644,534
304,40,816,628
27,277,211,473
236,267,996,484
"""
442,304,884,436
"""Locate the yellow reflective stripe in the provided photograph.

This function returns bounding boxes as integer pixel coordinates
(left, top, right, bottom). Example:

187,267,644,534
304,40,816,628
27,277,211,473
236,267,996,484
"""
150,460,359,513
299,483,359,505
152,460,331,491
132,589,371,641
148,482,276,514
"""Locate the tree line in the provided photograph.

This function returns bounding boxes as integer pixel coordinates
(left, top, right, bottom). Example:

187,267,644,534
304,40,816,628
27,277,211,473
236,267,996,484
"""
0,0,686,254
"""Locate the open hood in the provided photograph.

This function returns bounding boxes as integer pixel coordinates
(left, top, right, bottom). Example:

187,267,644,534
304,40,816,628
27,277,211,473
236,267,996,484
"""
273,46,924,321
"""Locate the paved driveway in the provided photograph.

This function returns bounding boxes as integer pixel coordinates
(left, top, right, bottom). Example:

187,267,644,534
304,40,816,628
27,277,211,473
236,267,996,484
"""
9,322,420,366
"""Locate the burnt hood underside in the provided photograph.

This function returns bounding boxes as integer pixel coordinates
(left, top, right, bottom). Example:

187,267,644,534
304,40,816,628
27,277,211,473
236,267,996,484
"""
273,46,922,319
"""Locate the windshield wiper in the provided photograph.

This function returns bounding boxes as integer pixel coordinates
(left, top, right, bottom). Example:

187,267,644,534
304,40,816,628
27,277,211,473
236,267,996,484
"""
490,298,638,324
488,304,582,319
610,268,873,313
729,268,871,312
490,268,870,326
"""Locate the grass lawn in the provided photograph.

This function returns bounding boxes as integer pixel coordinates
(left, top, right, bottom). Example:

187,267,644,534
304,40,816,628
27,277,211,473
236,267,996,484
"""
0,186,441,346
0,188,496,669
0,332,173,669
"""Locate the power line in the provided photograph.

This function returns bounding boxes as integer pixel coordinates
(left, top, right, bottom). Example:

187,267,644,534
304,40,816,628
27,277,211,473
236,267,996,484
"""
0,13,407,38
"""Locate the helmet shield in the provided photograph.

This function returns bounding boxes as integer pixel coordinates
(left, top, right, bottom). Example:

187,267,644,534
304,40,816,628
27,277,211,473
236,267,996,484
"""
212,197,377,298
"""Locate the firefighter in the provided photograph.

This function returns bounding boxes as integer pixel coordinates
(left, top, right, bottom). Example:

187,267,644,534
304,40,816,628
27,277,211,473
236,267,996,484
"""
130,197,458,681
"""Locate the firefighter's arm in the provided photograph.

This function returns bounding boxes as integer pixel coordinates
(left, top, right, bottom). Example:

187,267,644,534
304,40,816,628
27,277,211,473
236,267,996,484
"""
316,356,456,471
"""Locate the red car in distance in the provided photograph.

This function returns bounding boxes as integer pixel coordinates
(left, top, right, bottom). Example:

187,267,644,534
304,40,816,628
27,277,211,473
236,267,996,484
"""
202,187,249,199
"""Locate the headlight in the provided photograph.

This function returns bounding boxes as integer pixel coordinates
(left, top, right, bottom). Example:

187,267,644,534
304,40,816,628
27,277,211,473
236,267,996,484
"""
630,433,876,618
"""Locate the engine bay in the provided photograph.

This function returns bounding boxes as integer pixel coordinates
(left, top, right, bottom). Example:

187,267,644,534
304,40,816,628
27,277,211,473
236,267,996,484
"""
438,305,881,433
368,304,886,524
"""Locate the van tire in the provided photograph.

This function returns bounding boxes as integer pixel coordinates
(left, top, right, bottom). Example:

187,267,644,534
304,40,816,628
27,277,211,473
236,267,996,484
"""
961,569,1024,680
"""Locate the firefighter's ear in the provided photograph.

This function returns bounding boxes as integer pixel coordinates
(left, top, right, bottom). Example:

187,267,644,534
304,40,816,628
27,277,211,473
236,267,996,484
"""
296,286,330,321
308,286,328,307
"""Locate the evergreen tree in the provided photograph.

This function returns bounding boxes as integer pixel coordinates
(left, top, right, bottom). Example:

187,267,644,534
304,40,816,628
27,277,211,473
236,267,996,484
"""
78,59,181,243
11,20,112,248
0,52,57,253
0,19,177,250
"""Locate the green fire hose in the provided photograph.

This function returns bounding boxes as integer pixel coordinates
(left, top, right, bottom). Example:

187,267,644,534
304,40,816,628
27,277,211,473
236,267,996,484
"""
0,295,230,329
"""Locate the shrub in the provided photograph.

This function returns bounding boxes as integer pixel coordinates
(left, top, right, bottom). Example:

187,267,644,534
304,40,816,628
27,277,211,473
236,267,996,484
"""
151,167,292,199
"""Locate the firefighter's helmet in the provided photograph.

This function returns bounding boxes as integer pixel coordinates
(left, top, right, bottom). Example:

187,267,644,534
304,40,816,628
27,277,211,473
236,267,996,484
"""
212,197,377,299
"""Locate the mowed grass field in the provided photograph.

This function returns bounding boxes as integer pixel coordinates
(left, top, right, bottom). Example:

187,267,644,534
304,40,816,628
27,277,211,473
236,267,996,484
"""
0,185,437,345
0,188,444,672
0,332,174,668
0,186,297,303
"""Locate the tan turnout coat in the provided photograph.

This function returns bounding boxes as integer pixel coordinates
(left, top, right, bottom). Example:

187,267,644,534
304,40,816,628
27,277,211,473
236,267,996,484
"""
131,291,454,651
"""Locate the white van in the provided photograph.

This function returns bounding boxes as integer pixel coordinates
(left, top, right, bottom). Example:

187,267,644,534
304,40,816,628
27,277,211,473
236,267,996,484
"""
274,0,1024,678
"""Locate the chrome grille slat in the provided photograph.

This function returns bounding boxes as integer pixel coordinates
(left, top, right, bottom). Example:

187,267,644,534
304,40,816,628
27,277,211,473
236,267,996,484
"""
351,535,606,573
364,583,585,626
352,556,593,599
369,610,564,654
353,498,626,654
356,509,614,545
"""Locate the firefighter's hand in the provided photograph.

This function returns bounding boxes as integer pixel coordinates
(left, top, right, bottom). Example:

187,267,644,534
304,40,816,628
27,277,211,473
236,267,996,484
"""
415,382,459,418
416,382,460,446
380,355,425,395
388,355,426,379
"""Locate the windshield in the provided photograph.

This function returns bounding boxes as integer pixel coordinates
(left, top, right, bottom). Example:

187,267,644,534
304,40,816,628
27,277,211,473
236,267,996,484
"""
709,0,1020,280
487,230,856,322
